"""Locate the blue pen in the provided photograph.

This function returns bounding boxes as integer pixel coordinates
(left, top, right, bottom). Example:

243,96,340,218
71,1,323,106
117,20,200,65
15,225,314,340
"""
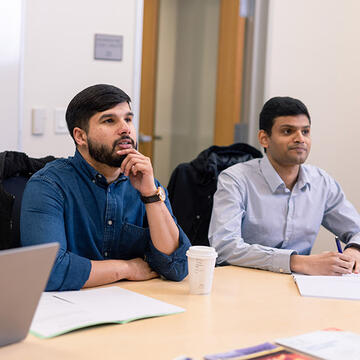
335,236,343,253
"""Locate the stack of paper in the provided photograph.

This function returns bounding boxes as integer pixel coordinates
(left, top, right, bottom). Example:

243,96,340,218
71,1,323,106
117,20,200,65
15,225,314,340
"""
276,330,360,360
292,273,360,300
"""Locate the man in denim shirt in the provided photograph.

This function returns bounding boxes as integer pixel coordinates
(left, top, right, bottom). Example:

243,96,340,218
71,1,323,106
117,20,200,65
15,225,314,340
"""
21,84,191,291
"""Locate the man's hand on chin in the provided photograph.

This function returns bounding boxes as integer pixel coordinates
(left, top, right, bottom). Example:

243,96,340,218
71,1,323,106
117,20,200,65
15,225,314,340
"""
118,148,156,195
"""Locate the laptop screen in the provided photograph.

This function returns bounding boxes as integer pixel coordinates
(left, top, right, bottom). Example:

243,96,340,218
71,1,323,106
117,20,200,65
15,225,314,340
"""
0,242,59,347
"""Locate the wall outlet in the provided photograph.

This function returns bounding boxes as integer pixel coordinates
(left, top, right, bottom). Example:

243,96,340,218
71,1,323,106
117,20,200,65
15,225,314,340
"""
32,108,46,135
54,108,68,134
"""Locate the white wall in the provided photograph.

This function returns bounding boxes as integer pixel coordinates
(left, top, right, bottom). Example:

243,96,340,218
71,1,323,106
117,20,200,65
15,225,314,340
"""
0,1,23,151
21,0,138,158
265,0,360,252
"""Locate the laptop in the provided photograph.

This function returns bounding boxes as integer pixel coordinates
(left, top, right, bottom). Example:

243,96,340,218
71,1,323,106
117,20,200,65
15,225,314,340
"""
0,242,59,347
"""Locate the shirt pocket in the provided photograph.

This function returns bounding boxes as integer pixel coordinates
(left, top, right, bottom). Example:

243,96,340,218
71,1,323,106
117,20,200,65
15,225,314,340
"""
116,222,150,259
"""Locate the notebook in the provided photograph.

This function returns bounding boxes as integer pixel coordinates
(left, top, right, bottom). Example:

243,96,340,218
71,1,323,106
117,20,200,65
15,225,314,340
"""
0,243,59,347
30,286,185,338
292,273,360,300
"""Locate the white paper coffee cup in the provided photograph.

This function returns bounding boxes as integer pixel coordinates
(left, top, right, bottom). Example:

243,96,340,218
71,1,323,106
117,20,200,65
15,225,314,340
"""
186,246,218,295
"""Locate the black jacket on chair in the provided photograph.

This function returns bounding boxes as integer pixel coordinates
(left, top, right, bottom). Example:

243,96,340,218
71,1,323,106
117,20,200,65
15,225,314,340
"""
167,143,262,247
0,151,55,250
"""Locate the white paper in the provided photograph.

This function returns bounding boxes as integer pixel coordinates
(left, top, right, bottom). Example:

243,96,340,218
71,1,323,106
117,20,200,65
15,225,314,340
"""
30,286,185,338
276,330,360,360
292,273,360,300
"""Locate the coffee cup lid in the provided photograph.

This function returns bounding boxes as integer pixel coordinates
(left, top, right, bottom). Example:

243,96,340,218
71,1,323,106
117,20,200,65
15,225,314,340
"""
186,245,217,258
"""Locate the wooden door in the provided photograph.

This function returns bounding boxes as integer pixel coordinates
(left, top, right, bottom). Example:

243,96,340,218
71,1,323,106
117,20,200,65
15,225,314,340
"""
214,0,246,145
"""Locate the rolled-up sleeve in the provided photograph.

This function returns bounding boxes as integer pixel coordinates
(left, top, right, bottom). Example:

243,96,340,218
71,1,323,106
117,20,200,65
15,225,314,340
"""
20,177,91,291
145,192,191,281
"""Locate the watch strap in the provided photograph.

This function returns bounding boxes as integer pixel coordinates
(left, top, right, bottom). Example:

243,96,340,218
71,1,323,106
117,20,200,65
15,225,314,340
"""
140,186,165,204
141,193,161,204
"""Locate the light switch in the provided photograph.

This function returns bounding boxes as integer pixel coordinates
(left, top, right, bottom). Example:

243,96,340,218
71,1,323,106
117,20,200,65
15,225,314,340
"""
54,108,68,134
32,108,46,135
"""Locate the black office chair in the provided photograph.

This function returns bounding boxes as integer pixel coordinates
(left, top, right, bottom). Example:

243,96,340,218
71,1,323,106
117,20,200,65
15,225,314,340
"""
167,143,262,247
0,151,55,250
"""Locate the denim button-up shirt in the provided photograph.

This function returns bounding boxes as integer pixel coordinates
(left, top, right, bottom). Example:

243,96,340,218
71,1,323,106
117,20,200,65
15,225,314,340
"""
21,150,190,291
209,155,360,273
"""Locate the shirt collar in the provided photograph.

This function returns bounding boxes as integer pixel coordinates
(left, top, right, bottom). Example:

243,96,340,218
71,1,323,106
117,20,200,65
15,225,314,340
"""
72,149,127,186
260,155,284,193
260,155,310,193
296,165,311,191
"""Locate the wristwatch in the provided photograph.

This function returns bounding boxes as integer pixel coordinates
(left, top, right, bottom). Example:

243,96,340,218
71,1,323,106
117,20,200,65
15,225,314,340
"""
344,243,360,251
140,186,166,204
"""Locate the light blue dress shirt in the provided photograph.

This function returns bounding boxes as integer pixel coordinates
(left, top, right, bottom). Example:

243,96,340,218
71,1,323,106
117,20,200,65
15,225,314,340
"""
209,155,360,273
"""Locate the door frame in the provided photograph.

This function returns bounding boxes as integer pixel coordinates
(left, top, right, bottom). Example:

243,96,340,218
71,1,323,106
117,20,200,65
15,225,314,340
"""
138,0,159,158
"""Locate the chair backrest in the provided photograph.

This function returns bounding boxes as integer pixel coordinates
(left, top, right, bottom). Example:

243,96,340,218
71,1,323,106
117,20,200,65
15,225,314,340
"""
167,143,262,246
0,151,55,250
1,176,29,249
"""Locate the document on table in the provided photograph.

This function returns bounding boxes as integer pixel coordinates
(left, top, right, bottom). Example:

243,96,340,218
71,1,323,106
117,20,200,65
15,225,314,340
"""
30,286,185,338
292,273,360,300
276,330,360,360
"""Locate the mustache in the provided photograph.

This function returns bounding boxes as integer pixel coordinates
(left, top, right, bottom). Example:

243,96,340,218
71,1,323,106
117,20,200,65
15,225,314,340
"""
112,136,136,150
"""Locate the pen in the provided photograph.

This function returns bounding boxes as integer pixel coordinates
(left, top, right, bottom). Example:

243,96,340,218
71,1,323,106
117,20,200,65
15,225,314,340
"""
335,236,343,253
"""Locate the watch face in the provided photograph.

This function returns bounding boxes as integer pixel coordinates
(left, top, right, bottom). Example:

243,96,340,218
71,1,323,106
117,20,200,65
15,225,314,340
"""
158,187,166,201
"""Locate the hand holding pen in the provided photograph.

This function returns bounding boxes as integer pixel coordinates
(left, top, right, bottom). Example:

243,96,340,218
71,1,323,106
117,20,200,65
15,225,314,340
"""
337,236,360,273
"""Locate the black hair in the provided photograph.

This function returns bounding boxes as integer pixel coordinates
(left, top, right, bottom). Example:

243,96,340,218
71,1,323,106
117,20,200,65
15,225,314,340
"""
65,84,131,140
259,96,311,135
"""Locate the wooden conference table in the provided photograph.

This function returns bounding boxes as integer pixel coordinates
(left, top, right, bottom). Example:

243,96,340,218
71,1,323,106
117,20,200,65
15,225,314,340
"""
2,266,360,360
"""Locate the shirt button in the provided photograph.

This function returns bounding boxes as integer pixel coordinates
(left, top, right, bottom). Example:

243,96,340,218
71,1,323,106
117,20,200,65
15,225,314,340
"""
104,251,108,257
108,220,113,226
92,179,96,183
286,237,289,241
279,268,284,273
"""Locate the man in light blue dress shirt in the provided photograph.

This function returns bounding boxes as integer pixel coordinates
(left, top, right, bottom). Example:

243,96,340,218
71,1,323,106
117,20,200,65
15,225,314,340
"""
209,96,360,275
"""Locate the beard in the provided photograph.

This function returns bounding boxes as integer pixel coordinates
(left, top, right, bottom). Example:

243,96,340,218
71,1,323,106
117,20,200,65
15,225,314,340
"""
87,135,137,168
